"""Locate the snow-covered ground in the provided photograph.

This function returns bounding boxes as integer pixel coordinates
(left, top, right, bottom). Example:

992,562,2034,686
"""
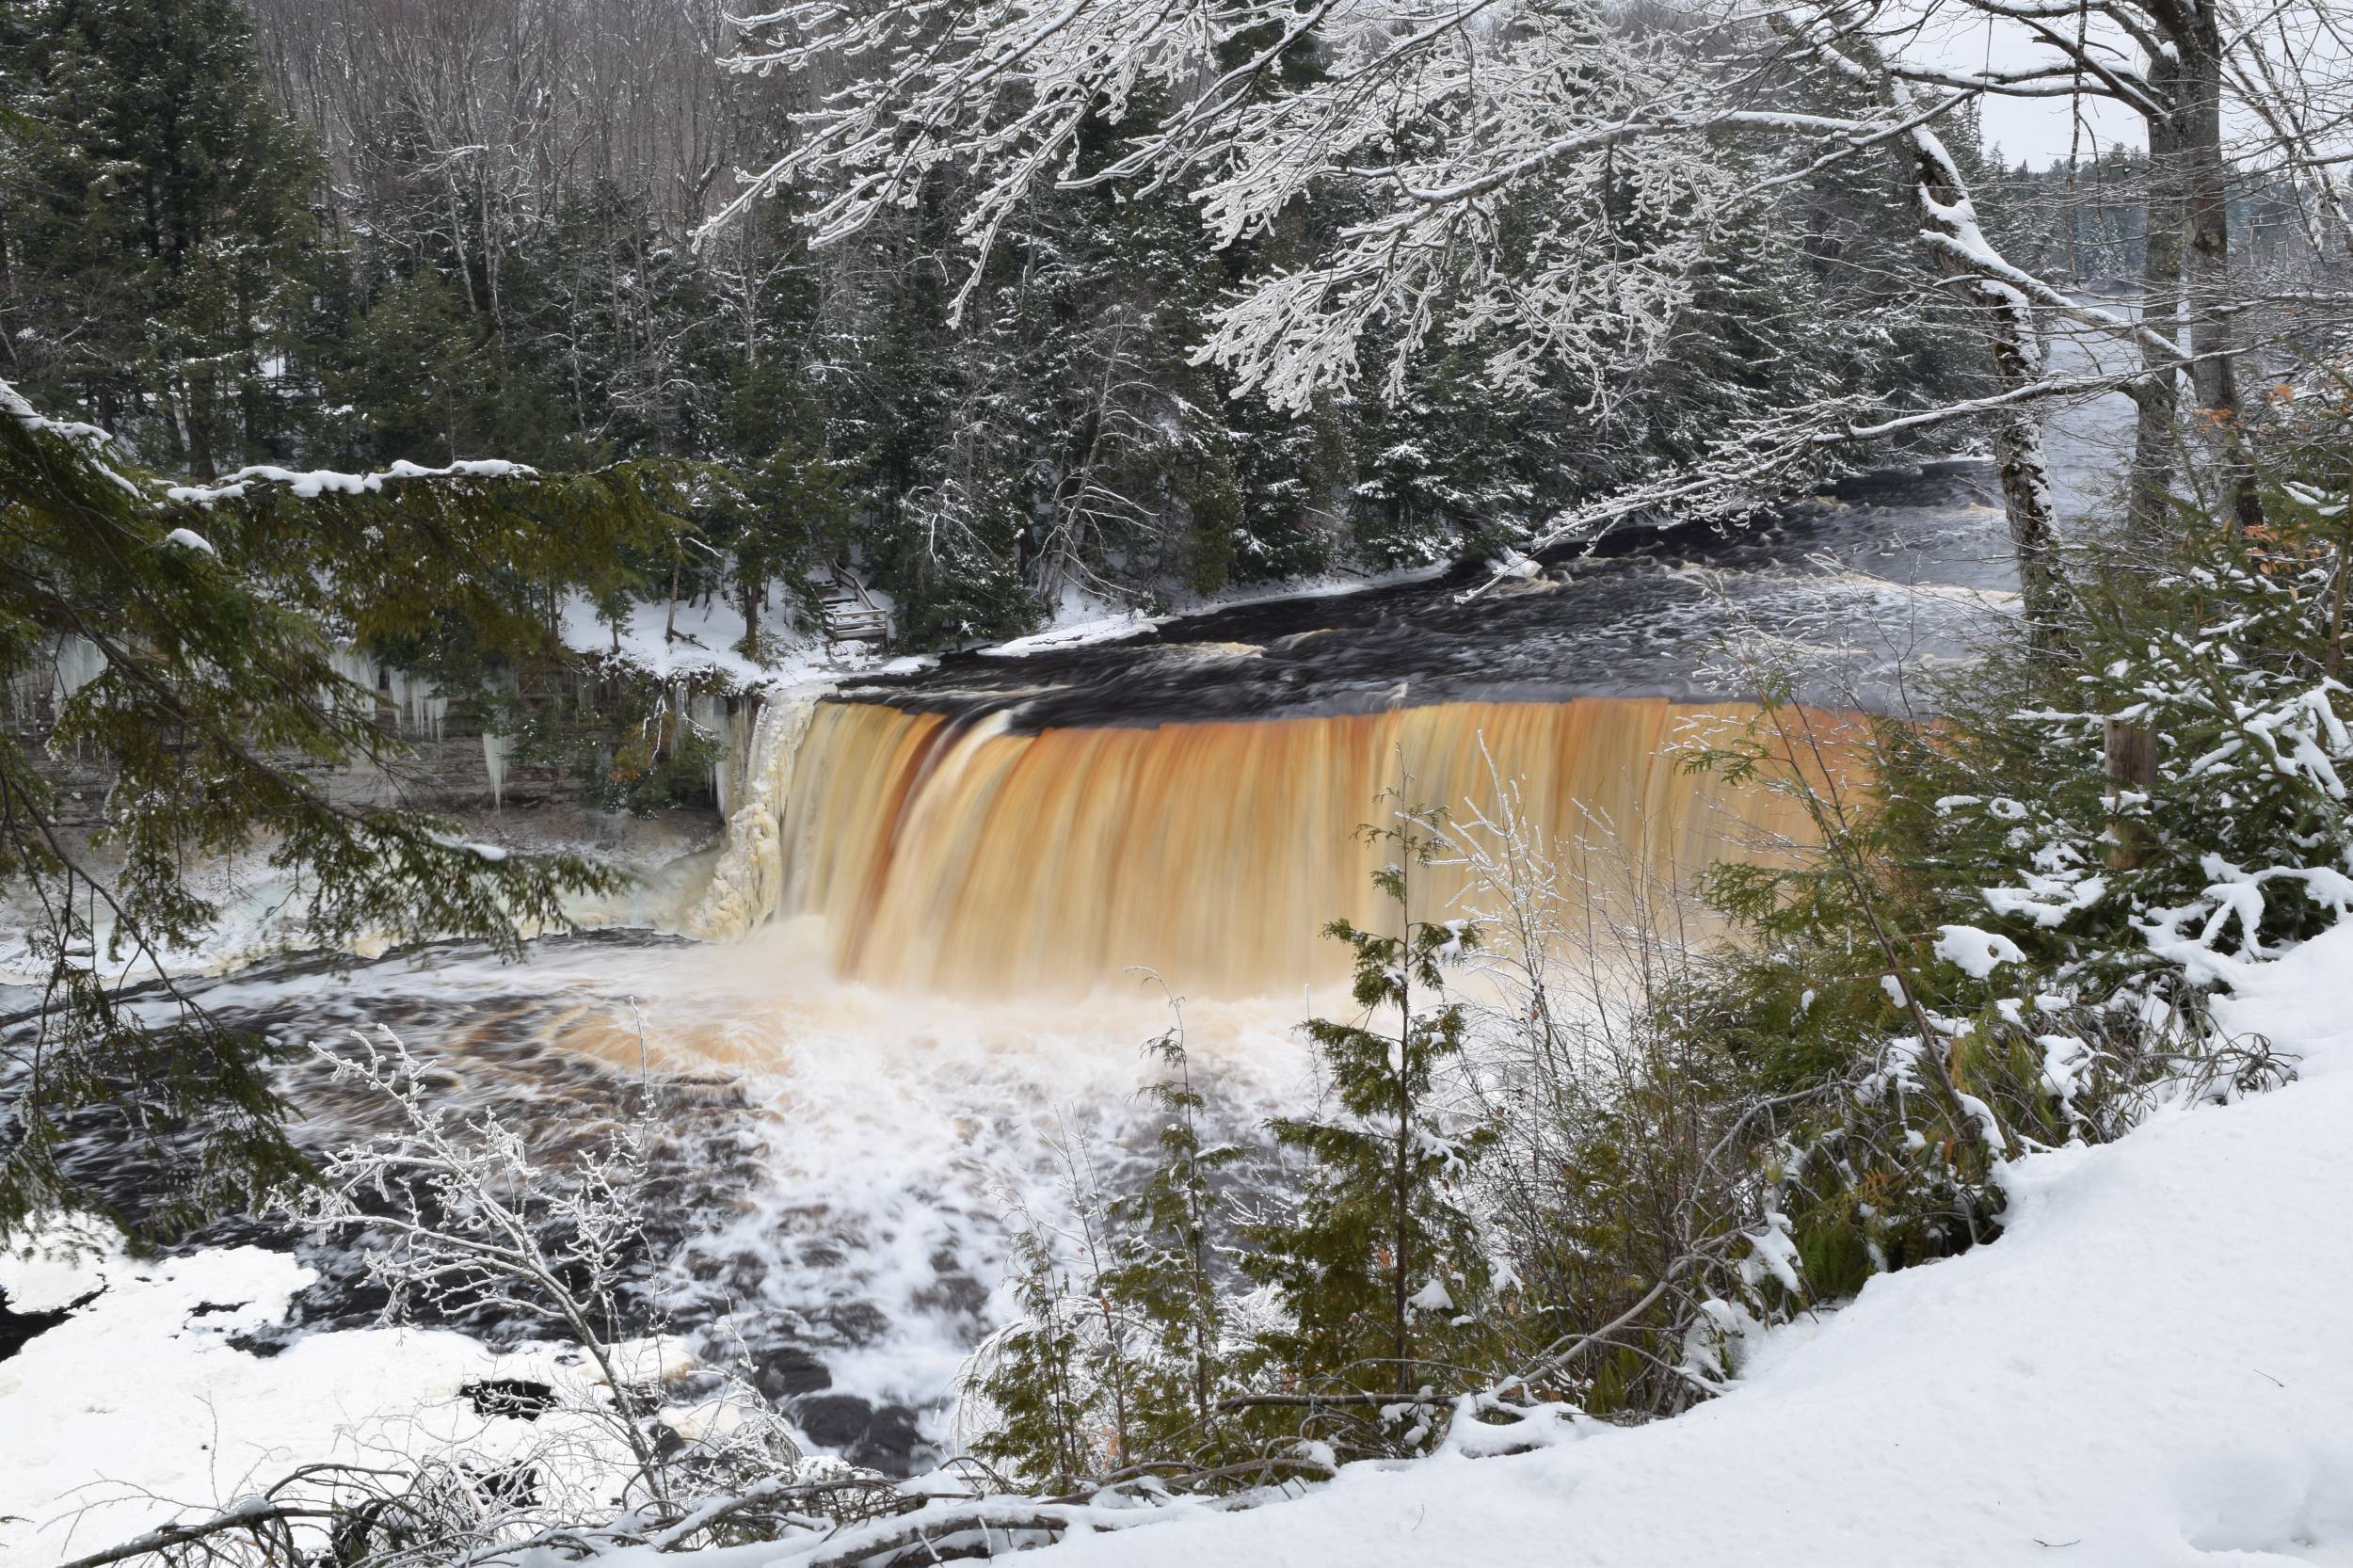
0,1238,681,1567
972,564,1464,659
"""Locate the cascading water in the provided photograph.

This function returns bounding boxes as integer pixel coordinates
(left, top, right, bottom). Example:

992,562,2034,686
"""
690,694,1852,997
685,689,825,941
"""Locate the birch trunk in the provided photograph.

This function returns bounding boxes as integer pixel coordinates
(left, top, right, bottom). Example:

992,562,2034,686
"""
2130,48,2187,534
1903,133,2073,658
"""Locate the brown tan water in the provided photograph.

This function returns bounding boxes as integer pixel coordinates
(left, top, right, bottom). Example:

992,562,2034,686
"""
695,696,1860,998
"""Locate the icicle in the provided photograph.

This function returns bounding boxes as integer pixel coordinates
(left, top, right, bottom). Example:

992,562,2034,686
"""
484,732,509,810
52,636,105,706
688,692,730,813
328,646,382,721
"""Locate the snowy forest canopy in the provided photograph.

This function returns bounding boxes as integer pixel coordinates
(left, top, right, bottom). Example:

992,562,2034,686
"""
2,0,2284,648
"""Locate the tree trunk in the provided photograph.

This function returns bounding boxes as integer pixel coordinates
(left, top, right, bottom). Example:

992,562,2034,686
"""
2130,50,2187,535
2177,19,2238,422
2103,718,2157,869
1988,399,2070,659
182,377,216,481
739,571,762,661
1903,132,2073,658
2174,16,2265,534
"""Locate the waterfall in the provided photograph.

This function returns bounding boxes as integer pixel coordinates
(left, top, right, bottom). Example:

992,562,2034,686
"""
683,688,826,941
691,695,1855,997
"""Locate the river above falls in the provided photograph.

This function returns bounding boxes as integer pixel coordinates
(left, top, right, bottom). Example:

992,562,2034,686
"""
841,330,2132,729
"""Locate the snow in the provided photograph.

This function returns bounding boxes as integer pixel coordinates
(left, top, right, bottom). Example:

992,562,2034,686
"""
161,527,216,557
0,376,115,449
425,831,509,861
164,458,531,505
0,1232,682,1567
981,612,1160,658
890,923,2352,1568
555,590,838,693
1934,921,2027,978
973,562,1463,659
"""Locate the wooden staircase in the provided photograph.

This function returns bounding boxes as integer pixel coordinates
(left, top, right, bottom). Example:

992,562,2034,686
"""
816,575,889,651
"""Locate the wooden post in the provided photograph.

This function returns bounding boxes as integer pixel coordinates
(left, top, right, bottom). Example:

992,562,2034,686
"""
2103,719,2157,869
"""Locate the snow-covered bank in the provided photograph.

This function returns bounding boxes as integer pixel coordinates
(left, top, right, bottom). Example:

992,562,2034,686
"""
0,1238,680,1568
971,563,1461,659
931,927,2353,1568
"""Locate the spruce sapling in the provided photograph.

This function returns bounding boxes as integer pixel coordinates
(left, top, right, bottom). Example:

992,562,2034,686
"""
1241,802,1497,1448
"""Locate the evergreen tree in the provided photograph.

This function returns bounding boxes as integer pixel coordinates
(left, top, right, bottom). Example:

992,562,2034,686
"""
1103,1025,1246,1456
732,435,852,658
966,1022,1243,1489
968,1211,1110,1492
1241,813,1497,1433
0,381,699,1239
0,0,325,475
321,269,496,465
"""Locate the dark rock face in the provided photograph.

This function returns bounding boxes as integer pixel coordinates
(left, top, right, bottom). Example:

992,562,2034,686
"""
20,709,727,829
792,1393,928,1474
757,1347,833,1400
462,1378,560,1421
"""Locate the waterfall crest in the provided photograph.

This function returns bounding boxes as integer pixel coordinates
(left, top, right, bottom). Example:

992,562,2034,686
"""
692,695,1854,996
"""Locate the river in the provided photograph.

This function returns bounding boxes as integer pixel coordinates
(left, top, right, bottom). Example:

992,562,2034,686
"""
6,330,2140,1485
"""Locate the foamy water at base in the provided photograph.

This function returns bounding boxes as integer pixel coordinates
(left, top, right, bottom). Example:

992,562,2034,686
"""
86,921,1324,1474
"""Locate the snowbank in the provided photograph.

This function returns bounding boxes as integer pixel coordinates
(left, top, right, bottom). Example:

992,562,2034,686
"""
972,561,1461,658
0,1237,685,1567
980,612,1160,658
556,590,826,692
951,929,2353,1568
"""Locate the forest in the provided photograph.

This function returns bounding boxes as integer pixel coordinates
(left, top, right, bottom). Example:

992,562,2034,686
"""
4,0,2353,1565
0,0,2098,648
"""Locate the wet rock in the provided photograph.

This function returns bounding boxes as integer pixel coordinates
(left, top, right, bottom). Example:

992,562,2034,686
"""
0,1284,98,1363
793,1393,928,1475
813,1300,890,1347
462,1378,559,1421
756,1347,832,1400
911,1271,988,1320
